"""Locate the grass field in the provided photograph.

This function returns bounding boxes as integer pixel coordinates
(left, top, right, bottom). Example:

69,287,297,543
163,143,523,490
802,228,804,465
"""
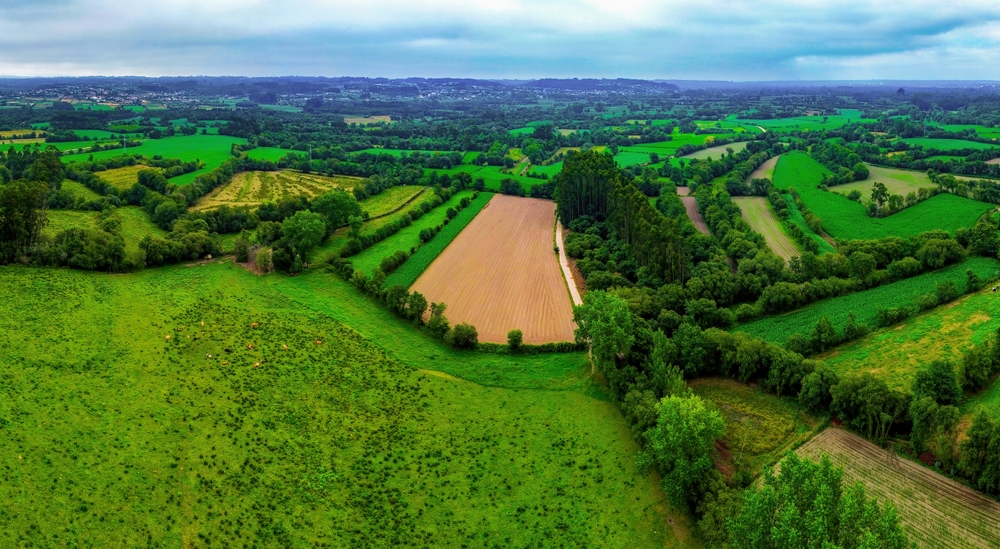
773,152,991,240
348,191,481,275
382,192,493,288
781,194,837,254
932,124,1000,140
746,155,779,181
817,284,1000,391
796,428,1000,549
61,135,250,186
925,155,966,162
732,197,801,261
360,185,427,218
0,263,697,547
690,378,818,477
679,141,748,160
245,147,294,162
613,151,654,167
42,207,167,254
192,171,362,211
60,179,102,202
618,131,728,157
737,257,1000,346
96,164,150,190
902,138,999,152
729,109,875,132
830,165,936,201
410,196,576,344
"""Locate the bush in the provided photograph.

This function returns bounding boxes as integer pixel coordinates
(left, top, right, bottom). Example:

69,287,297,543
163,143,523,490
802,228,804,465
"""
447,323,479,349
507,329,523,352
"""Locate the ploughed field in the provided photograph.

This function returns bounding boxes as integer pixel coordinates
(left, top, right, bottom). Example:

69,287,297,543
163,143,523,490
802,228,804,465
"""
410,195,576,344
796,428,1000,549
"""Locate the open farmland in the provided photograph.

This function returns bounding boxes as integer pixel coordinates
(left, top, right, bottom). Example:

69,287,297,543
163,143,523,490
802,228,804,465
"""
344,115,392,125
0,264,694,548
360,185,427,218
736,257,1000,346
796,428,1000,549
382,192,493,287
817,284,1000,390
902,138,999,151
730,109,875,132
831,165,936,201
732,197,801,261
680,197,710,234
60,179,102,202
773,152,992,240
96,164,150,190
410,195,576,344
747,155,779,181
679,141,748,160
192,171,362,211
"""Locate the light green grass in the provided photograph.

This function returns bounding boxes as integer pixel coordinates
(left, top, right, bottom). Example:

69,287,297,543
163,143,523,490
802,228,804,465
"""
384,192,494,288
732,197,801,261
773,152,992,240
59,179,102,202
0,263,695,547
613,151,653,167
902,138,999,152
729,109,875,132
360,185,427,218
246,147,295,162
41,207,166,254
832,165,936,201
736,257,1000,346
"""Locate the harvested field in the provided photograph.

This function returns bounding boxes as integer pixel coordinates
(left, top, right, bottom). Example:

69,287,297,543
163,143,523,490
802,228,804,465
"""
97,165,150,190
675,186,690,196
680,197,710,235
192,171,362,210
410,195,576,344
746,155,779,182
732,197,800,261
796,428,1000,549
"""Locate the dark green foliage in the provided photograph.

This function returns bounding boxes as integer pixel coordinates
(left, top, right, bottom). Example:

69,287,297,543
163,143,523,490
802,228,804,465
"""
959,412,1000,495
554,150,616,224
912,360,961,406
830,374,910,440
312,188,362,233
507,329,523,352
0,179,48,263
446,323,479,349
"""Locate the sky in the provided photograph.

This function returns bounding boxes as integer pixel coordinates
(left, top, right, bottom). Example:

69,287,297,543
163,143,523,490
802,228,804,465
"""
2,0,1000,80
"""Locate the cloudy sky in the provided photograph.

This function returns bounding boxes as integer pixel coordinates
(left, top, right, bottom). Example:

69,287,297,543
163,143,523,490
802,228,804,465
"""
2,0,1000,80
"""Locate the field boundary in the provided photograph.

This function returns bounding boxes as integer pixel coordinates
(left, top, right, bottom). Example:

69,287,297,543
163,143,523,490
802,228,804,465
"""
366,186,429,221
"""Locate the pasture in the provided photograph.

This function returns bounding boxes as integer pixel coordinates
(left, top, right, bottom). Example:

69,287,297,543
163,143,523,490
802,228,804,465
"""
97,164,150,190
817,283,1000,391
746,155,779,181
0,264,694,548
382,192,493,287
729,109,875,132
347,190,479,275
679,141,748,160
192,171,362,211
736,257,1000,346
773,152,991,240
732,197,801,261
796,428,1000,549
831,165,937,201
781,194,837,253
690,378,818,477
902,138,999,151
60,179,102,202
410,196,577,344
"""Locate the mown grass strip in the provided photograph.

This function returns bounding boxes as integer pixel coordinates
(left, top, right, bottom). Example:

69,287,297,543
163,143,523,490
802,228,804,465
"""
384,192,494,288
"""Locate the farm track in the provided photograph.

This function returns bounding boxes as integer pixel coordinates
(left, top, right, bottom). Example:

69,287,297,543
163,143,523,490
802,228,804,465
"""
796,428,1000,549
732,197,800,262
680,197,710,235
411,195,576,344
555,223,583,306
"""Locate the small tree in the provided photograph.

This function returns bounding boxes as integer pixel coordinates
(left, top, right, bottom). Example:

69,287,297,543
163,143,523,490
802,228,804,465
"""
447,323,479,349
427,302,450,337
406,291,428,324
233,231,251,262
254,247,272,274
507,329,523,352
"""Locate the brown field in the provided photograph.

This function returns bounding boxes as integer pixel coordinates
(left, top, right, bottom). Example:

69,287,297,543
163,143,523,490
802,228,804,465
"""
746,155,780,182
344,115,392,125
675,186,690,196
192,171,362,211
732,197,801,261
986,158,1000,165
410,195,576,344
97,165,151,190
680,196,710,235
796,428,1000,549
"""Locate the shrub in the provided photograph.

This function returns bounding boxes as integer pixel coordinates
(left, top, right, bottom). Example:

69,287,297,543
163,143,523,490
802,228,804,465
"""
447,323,479,349
507,329,523,352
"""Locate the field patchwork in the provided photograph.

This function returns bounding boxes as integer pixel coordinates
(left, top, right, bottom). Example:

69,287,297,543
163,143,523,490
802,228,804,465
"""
410,195,576,344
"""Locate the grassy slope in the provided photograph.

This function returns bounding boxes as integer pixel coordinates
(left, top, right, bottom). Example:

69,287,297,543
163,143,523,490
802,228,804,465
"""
42,207,166,254
679,141,748,160
59,179,102,202
736,257,1000,346
348,191,476,274
774,152,991,240
383,192,494,288
0,263,697,547
359,185,426,218
732,197,801,261
818,282,1000,391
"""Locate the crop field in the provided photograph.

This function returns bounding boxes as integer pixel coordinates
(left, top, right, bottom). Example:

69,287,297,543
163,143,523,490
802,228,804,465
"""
902,138,999,151
773,152,991,240
818,284,1000,391
192,171,361,211
383,192,493,288
347,190,479,275
411,196,577,344
0,264,695,548
344,115,392,124
733,197,801,261
796,428,1000,549
690,378,818,477
746,155,779,181
737,257,1000,346
42,207,167,254
679,141,748,160
681,197,710,234
61,135,251,186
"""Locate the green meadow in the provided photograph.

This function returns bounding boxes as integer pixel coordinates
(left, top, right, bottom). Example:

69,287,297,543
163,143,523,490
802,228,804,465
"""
901,138,1000,151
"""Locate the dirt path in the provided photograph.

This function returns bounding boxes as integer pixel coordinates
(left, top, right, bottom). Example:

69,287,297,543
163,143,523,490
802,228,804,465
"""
680,196,710,235
556,223,583,306
796,428,1000,549
732,197,801,262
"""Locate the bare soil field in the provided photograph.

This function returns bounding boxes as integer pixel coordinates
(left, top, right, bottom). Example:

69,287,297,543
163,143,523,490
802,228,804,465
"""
796,428,1000,549
193,171,362,211
986,158,1000,165
410,195,576,344
746,155,780,182
732,197,800,261
680,197,710,235
680,141,748,160
675,186,690,196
